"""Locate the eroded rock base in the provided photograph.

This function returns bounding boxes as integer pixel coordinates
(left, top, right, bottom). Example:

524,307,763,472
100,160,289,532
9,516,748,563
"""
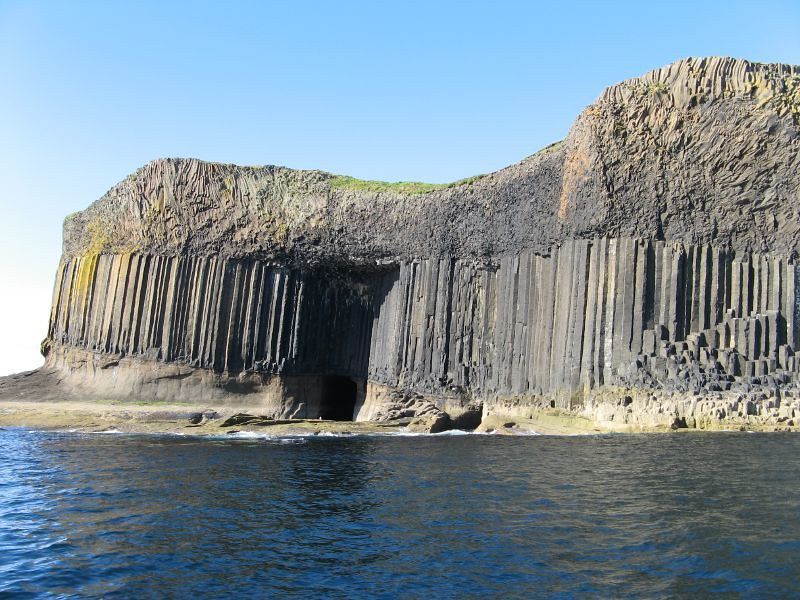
484,388,800,433
4,347,799,434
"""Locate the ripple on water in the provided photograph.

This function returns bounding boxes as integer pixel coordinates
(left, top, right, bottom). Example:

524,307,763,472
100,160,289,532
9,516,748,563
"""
0,429,799,597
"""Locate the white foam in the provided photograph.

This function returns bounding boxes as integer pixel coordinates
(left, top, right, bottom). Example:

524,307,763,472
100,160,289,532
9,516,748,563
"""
219,428,493,440
218,431,308,444
31,425,549,441
221,431,278,440
388,428,501,437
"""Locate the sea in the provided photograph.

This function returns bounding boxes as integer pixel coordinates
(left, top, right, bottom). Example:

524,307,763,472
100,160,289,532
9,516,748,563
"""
1,428,799,598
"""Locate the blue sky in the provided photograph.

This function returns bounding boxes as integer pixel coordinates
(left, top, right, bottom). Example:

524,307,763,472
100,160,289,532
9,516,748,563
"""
1,0,799,374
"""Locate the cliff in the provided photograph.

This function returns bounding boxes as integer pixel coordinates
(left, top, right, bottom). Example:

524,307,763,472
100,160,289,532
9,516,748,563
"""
9,56,800,432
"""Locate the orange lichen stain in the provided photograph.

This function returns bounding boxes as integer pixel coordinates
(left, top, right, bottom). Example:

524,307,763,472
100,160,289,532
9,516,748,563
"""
558,142,591,221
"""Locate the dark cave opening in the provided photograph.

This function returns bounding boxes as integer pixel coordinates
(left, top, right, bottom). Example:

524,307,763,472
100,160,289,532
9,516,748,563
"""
319,375,358,421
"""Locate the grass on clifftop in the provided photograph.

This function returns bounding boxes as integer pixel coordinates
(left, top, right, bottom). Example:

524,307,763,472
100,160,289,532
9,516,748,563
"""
328,173,485,195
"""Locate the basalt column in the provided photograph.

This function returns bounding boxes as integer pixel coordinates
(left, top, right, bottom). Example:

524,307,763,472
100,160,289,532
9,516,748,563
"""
46,253,381,417
364,240,799,408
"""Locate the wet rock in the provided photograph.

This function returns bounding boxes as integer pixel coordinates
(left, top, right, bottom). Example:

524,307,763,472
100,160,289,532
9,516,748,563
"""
671,417,688,430
220,413,273,427
188,410,219,425
449,405,484,430
407,412,452,434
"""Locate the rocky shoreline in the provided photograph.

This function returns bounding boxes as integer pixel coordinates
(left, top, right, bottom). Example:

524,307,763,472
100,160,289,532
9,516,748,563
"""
2,368,797,435
9,57,800,429
2,399,796,436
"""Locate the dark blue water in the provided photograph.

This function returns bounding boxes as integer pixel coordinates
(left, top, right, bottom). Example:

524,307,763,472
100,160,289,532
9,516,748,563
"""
1,429,799,598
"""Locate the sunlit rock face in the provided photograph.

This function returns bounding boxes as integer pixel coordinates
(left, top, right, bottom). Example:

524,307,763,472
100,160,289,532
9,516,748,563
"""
36,57,800,430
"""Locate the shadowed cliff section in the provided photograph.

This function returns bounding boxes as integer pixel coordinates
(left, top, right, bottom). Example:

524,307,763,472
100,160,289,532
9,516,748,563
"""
10,56,800,433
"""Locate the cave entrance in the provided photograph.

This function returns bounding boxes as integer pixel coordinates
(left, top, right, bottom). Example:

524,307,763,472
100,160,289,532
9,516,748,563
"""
319,375,358,421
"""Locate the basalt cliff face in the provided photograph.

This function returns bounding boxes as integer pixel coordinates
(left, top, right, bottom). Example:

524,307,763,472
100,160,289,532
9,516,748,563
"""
19,57,800,431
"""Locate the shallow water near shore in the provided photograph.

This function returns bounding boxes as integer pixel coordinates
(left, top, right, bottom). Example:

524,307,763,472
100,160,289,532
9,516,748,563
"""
1,429,799,597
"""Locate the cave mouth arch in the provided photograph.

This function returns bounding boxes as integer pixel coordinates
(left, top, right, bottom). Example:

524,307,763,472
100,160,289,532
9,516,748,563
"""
319,375,358,421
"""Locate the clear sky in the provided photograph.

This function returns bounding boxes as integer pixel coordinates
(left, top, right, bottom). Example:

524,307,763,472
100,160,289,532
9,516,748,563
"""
1,0,799,376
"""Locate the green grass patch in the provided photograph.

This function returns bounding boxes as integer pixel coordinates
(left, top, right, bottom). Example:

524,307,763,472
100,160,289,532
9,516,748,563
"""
328,173,486,195
523,140,564,160
646,80,669,95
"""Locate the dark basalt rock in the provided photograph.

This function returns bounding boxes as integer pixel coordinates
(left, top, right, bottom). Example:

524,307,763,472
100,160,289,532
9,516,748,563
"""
220,414,273,427
12,57,800,431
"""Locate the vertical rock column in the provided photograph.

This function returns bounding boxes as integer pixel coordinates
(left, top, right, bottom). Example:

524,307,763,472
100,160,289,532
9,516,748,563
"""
48,253,377,377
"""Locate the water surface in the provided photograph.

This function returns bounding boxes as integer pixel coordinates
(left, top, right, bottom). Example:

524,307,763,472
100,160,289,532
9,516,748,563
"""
1,429,798,598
